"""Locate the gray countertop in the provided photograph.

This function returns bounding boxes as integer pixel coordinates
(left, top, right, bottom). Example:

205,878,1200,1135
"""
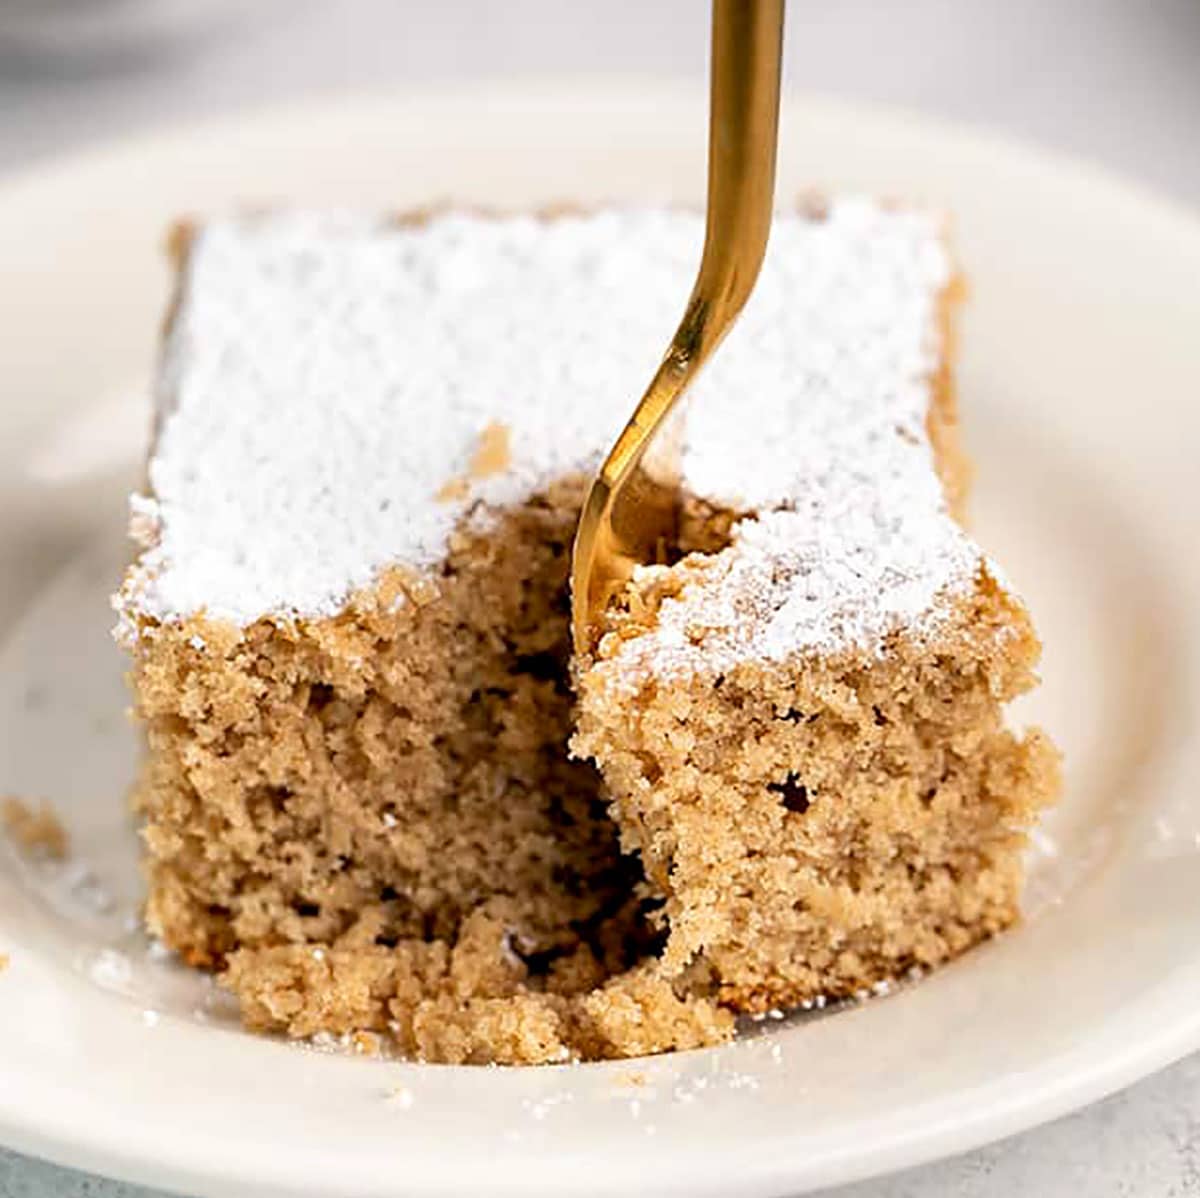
1,2,1197,1195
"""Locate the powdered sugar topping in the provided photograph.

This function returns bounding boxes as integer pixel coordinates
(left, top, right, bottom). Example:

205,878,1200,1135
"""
607,506,981,678
119,202,983,661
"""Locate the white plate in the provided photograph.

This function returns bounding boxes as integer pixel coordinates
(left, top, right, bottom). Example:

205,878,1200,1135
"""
0,83,1198,1198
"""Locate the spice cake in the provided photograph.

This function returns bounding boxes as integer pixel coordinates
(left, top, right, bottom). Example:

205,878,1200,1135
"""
114,202,1058,1063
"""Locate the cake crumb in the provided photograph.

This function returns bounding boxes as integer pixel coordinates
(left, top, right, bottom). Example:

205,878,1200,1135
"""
351,1030,383,1056
2,796,69,861
435,477,470,503
0,953,9,974
469,422,511,479
436,422,512,502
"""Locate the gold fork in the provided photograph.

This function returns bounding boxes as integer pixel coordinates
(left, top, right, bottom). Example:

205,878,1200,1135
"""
570,0,784,654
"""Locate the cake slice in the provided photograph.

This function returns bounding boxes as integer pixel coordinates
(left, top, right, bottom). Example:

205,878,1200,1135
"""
115,201,1057,1062
573,535,1058,1010
573,204,1059,1010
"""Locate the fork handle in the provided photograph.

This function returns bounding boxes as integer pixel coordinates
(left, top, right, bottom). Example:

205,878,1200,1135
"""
693,0,785,346
596,0,784,469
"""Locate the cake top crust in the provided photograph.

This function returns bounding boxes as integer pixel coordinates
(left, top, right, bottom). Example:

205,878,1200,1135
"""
120,201,982,658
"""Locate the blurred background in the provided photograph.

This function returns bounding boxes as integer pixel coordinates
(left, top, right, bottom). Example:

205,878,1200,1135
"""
2,0,1199,204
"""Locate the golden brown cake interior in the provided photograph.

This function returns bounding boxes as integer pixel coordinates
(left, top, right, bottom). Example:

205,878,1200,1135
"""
128,474,733,1063
572,570,1060,1011
571,288,1059,1009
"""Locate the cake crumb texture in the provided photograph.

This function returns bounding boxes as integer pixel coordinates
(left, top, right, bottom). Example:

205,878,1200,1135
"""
574,568,1061,1008
127,474,734,1062
222,905,730,1064
2,797,69,861
117,203,1059,1063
